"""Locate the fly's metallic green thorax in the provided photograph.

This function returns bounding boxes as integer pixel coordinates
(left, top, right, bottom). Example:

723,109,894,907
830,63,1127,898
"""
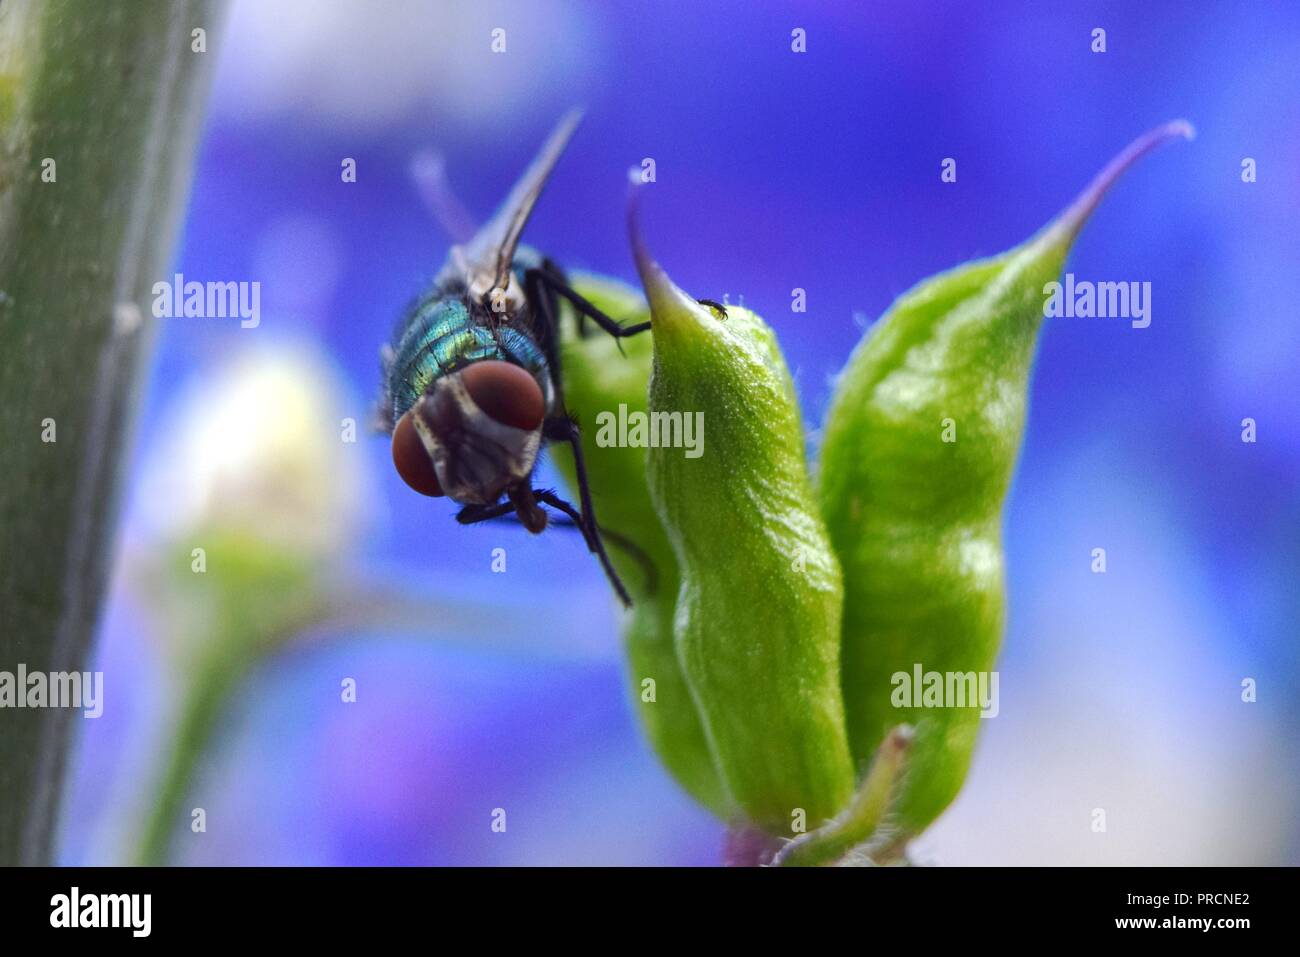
385,277,552,427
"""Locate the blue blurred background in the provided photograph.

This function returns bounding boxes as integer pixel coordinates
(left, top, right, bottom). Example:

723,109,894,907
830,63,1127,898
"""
59,0,1300,864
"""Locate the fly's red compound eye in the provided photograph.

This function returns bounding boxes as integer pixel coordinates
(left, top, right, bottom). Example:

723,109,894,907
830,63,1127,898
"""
391,409,444,497
460,360,544,431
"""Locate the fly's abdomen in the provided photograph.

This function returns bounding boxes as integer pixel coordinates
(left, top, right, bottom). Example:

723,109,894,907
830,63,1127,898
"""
387,292,551,424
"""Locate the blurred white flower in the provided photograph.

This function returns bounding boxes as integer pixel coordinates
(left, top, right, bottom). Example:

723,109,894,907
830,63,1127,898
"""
134,342,371,559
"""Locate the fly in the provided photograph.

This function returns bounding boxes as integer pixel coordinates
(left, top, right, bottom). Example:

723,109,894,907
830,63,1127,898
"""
377,110,648,607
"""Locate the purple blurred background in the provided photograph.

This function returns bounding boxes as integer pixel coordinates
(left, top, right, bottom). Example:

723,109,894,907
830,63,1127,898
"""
59,1,1300,865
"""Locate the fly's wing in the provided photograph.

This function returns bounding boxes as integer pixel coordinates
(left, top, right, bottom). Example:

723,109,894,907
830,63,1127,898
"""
453,108,583,296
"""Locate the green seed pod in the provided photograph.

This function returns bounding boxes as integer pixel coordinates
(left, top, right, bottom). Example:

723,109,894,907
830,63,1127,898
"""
818,122,1193,836
632,221,856,832
556,273,729,816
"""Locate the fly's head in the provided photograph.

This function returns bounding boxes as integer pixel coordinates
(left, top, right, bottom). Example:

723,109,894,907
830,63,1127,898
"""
390,360,546,505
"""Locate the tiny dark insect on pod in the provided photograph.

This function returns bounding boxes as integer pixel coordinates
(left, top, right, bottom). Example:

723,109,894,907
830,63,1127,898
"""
696,297,729,319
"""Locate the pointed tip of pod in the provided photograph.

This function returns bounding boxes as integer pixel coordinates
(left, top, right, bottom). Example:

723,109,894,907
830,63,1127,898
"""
1039,118,1195,252
626,177,719,339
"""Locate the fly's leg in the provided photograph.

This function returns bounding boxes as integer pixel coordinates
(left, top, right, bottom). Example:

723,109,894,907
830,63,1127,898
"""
455,501,517,526
541,416,633,608
538,258,591,339
541,417,599,554
525,266,651,349
457,501,517,522
467,500,659,596
523,265,567,409
593,525,658,597
522,266,637,605
457,490,549,536
534,487,632,609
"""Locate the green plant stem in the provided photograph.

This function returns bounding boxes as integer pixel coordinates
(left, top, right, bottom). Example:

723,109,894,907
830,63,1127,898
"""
135,641,247,868
0,0,223,866
133,571,525,866
773,725,914,867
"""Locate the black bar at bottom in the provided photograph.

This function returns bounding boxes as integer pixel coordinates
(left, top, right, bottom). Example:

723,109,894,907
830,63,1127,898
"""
0,865,1285,943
